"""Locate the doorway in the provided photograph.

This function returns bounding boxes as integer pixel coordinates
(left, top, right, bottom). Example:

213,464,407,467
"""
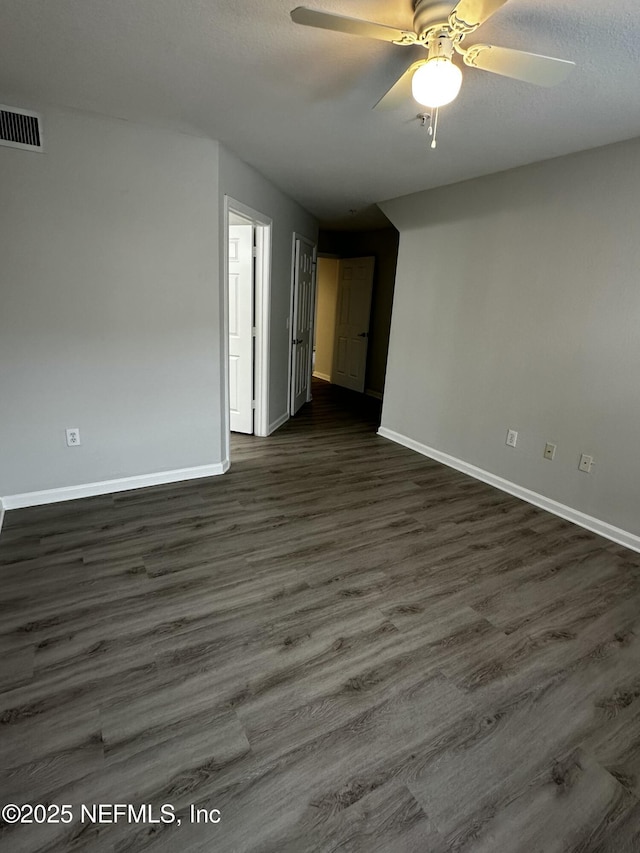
314,226,400,402
224,197,272,453
313,256,375,394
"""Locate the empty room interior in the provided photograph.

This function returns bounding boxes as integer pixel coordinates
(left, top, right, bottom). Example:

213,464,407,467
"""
1,1,640,851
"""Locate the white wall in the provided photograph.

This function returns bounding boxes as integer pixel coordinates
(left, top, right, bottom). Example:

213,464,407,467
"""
218,146,318,428
0,106,222,500
380,137,640,543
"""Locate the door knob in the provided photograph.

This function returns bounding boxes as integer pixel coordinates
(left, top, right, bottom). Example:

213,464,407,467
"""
357,332,368,338
293,338,303,345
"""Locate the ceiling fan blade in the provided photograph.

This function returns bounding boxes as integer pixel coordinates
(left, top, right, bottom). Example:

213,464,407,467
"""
464,44,575,86
449,0,511,33
374,60,426,110
290,7,416,45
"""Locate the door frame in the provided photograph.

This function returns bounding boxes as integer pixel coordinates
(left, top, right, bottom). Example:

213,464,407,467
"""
288,233,318,414
223,196,272,457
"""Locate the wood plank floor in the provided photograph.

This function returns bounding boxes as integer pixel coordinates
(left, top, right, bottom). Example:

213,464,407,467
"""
1,379,640,852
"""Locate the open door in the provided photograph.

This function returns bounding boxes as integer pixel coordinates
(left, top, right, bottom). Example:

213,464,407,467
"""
229,223,254,433
290,236,317,415
332,256,375,393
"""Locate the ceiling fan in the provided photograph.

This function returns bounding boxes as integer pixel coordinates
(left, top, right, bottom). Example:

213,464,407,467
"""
291,1,575,143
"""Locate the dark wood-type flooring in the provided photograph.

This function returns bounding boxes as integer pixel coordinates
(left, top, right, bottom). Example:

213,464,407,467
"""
2,380,640,852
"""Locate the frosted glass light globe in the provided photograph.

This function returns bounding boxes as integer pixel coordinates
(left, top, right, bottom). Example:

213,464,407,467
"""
412,58,463,108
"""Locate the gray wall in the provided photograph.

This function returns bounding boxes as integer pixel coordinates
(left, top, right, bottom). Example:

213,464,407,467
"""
218,146,318,427
0,107,221,497
318,227,399,396
380,137,640,539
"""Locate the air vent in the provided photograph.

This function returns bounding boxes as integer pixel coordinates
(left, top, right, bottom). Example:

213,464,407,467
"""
0,105,43,151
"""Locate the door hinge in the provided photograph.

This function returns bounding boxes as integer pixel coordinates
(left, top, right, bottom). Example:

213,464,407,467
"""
252,247,258,257
252,400,256,409
252,326,257,336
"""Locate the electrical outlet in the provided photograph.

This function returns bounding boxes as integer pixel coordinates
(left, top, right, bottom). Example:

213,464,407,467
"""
579,453,593,473
66,428,81,447
506,429,518,448
544,442,557,460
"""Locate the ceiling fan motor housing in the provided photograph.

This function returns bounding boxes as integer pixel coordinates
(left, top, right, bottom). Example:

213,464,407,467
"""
413,0,455,36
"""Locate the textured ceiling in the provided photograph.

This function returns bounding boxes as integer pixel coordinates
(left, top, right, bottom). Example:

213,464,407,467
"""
2,1,640,227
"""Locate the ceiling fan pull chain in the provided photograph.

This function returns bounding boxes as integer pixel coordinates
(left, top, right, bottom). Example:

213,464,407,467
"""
431,107,439,149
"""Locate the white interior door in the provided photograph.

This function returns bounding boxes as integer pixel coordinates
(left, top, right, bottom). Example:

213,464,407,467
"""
229,223,254,433
290,237,316,415
332,256,375,393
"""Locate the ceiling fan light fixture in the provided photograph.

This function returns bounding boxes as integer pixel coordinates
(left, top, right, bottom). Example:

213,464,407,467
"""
411,57,463,108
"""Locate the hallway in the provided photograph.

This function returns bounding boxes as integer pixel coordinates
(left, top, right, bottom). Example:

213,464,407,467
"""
1,381,640,852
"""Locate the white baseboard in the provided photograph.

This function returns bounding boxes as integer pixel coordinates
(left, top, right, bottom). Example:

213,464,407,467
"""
0,499,4,535
378,427,640,554
268,411,290,435
312,371,331,383
366,388,383,401
1,462,229,511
